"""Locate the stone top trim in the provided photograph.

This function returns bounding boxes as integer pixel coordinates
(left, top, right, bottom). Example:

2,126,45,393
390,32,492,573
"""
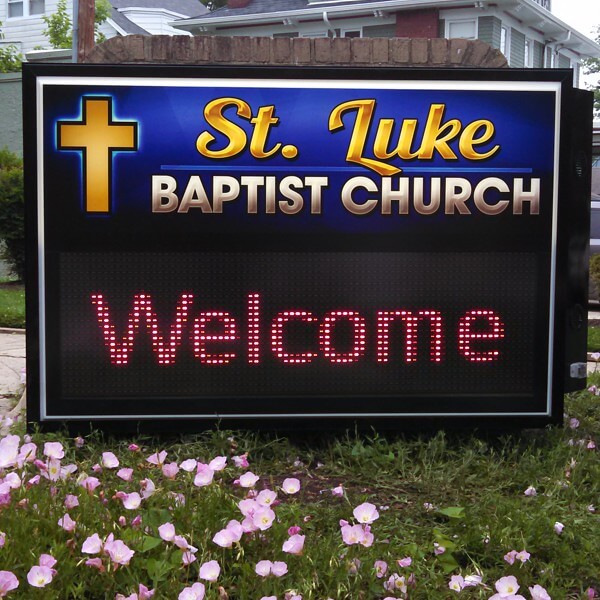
84,35,508,68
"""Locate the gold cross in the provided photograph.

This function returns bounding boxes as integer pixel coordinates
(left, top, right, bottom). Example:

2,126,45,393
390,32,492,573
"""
58,97,138,213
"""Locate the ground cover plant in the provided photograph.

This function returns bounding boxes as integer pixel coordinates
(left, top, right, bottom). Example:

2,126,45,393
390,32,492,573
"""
0,279,24,328
0,381,599,599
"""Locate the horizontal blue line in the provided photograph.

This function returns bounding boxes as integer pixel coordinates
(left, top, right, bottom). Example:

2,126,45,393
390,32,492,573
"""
161,165,533,174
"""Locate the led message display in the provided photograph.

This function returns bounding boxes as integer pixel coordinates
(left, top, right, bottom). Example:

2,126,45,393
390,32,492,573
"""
23,65,591,429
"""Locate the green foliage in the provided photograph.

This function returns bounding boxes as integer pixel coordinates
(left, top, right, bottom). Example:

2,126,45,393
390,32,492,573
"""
42,0,72,49
0,148,24,280
590,254,600,299
0,21,23,72
0,282,25,327
42,0,112,49
582,25,600,115
0,390,599,598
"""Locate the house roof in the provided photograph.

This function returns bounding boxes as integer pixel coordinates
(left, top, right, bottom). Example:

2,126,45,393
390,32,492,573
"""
109,0,209,34
172,0,600,59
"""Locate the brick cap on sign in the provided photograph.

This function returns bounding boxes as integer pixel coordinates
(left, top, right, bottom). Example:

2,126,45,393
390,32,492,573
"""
84,35,508,68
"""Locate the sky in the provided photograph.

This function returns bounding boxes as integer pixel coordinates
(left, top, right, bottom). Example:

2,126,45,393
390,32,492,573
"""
551,0,599,90
551,0,599,40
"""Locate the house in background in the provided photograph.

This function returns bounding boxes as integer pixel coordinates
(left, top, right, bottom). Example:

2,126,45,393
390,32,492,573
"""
0,0,208,55
172,0,600,87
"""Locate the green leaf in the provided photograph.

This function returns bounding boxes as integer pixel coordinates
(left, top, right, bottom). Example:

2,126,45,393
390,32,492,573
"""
436,552,460,574
437,506,465,519
138,536,163,553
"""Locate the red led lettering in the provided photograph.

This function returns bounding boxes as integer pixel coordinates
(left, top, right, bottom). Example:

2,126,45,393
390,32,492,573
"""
247,293,261,364
458,309,504,362
271,311,318,363
376,310,443,363
192,311,238,364
90,292,193,365
319,311,366,364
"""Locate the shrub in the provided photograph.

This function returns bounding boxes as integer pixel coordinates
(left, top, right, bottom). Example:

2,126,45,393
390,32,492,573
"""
590,254,600,300
0,148,24,280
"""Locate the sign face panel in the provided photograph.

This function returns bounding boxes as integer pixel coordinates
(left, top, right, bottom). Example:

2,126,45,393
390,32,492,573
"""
24,65,588,429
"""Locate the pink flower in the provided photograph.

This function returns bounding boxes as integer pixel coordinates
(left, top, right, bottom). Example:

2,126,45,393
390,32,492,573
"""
194,464,214,487
353,502,379,524
128,444,140,452
504,550,518,565
569,418,580,429
84,558,105,571
64,494,79,509
82,533,104,555
238,471,259,488
58,513,76,532
524,486,537,496
146,451,167,466
288,525,302,536
162,462,179,479
208,456,227,471
489,575,525,600
17,442,37,467
515,550,530,563
554,521,564,534
529,584,551,600
212,527,238,548
331,485,344,497
102,452,119,469
252,507,276,531
26,565,53,588
43,441,64,460
117,468,134,482
434,543,445,555
182,551,197,566
0,532,5,548
178,582,205,600
199,560,220,582
232,453,249,468
79,477,101,492
255,560,272,577
158,523,176,542
104,539,134,566
384,573,407,594
121,492,142,510
0,571,19,597
282,478,301,494
256,489,277,507
271,561,288,577
180,459,197,472
449,575,464,591
282,534,305,555
341,523,368,546
397,557,412,568
0,436,19,469
140,478,156,499
374,560,388,578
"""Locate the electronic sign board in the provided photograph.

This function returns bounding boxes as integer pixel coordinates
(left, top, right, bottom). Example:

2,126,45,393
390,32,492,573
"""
23,64,592,430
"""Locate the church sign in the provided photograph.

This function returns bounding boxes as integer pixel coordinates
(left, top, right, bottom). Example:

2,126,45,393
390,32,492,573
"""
23,64,591,430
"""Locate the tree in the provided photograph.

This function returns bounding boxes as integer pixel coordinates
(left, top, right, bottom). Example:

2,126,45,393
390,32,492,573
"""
582,25,600,115
201,0,227,11
42,0,112,49
0,22,23,72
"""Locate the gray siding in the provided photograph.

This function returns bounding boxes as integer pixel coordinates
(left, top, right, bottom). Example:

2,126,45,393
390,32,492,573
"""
477,16,501,49
510,28,525,67
0,74,22,156
363,23,396,38
558,53,570,68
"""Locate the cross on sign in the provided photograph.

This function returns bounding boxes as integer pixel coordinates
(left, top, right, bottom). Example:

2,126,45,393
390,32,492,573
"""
58,97,138,213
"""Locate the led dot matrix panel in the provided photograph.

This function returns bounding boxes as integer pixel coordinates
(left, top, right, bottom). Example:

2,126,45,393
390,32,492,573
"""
23,64,591,430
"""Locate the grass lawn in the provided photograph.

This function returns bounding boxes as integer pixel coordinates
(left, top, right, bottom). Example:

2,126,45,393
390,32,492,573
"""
0,279,24,328
0,382,598,598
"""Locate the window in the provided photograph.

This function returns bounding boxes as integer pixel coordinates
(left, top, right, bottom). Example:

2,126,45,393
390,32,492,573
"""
8,0,45,18
341,29,361,38
524,39,532,67
447,19,477,40
300,32,328,38
500,26,509,60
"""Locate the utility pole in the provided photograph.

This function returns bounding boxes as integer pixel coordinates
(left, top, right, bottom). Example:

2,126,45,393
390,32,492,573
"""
72,0,95,62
